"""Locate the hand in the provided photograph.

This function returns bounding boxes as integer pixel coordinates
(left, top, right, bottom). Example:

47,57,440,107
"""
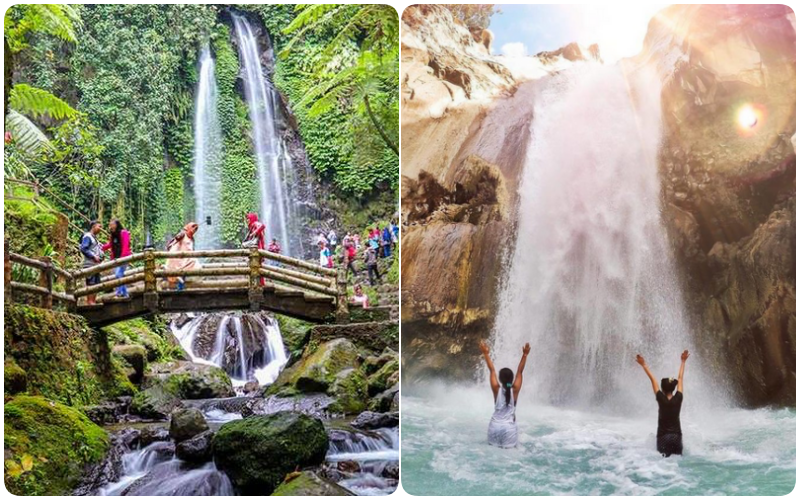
479,340,490,356
522,343,531,356
636,354,646,366
681,350,690,362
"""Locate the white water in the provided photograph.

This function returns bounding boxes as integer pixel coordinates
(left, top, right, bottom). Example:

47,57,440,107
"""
492,62,721,411
170,313,288,388
232,15,300,256
328,428,399,496
192,45,223,249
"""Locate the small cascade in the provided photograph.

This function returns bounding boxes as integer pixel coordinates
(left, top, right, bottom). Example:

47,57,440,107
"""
170,312,288,388
191,45,223,249
327,428,399,495
100,442,233,496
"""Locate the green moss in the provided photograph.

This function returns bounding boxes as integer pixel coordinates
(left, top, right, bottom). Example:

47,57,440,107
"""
367,358,399,396
272,471,354,496
4,359,28,395
269,338,360,395
3,186,68,264
328,368,368,415
4,395,110,495
275,314,313,361
5,305,134,406
103,317,183,362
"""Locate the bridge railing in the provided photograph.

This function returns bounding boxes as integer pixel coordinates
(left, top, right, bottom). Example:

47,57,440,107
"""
4,240,76,309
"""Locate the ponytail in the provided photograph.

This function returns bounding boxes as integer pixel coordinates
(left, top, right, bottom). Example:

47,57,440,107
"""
498,368,514,407
503,382,512,406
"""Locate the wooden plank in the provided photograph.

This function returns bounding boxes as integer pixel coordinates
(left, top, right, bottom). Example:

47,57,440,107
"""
262,264,334,288
152,249,249,259
72,253,144,279
258,249,337,277
259,268,337,296
74,273,144,298
154,267,250,278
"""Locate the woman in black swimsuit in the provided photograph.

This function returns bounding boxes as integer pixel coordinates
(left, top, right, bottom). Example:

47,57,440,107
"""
636,350,690,457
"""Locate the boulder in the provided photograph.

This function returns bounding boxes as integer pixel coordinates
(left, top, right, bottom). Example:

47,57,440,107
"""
212,411,328,494
329,368,368,415
175,429,214,463
270,339,360,394
363,348,397,375
169,407,209,442
383,462,399,480
139,425,170,446
368,383,399,413
112,345,147,383
4,396,109,495
4,359,27,395
272,471,355,496
146,361,234,400
367,358,399,396
83,398,131,425
130,384,183,419
351,411,399,430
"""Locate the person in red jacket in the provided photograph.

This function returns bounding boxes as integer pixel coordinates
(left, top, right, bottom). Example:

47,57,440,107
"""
244,213,266,250
102,219,132,298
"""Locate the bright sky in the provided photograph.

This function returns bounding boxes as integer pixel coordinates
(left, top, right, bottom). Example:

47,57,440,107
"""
489,4,668,63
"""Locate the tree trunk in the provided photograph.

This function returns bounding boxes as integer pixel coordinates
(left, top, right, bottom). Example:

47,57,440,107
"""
363,94,398,155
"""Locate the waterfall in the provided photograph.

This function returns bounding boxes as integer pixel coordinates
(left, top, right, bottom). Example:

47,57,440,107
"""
231,14,300,256
170,313,288,388
491,62,720,412
191,45,223,249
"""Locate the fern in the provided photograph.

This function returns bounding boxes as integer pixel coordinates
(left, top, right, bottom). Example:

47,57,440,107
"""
4,4,81,52
5,110,53,157
9,84,77,121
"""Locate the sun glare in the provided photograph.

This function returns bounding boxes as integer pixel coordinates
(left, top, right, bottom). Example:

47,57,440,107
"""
738,105,759,129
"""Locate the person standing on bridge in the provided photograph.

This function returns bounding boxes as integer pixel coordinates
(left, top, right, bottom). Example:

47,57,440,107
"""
102,219,131,299
166,222,199,291
80,220,104,305
244,213,266,284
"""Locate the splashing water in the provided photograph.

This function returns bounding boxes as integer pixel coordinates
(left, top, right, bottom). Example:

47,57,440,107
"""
192,45,223,249
401,62,795,494
327,428,399,495
232,14,302,256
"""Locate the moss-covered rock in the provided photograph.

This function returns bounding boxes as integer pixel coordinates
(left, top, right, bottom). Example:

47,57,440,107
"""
4,359,27,395
103,317,184,363
212,411,329,494
4,305,135,406
329,368,369,415
367,358,399,396
112,344,147,383
4,395,109,495
272,471,355,496
269,339,360,395
309,322,398,353
130,384,183,419
146,361,234,399
169,407,209,442
275,314,313,363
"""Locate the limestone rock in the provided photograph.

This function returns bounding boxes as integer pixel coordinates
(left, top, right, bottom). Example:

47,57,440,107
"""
169,407,209,442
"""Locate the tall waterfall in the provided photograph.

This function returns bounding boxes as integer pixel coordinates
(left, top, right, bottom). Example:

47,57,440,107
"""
191,45,223,249
232,14,300,256
492,63,720,412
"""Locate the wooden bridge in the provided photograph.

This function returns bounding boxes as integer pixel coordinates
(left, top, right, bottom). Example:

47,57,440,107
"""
4,243,384,326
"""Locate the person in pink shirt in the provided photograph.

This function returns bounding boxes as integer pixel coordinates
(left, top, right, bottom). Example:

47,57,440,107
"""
102,219,132,298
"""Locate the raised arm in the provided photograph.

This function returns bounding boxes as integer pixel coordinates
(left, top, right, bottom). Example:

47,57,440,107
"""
512,343,530,400
479,340,499,400
678,350,689,393
636,354,659,395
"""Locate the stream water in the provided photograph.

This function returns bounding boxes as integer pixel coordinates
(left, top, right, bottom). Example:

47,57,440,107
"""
401,62,795,495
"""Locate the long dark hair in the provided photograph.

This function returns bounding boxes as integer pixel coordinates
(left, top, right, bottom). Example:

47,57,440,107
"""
661,377,678,394
110,219,123,258
499,368,514,406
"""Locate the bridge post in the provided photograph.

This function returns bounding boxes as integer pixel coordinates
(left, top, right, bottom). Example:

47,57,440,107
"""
4,239,12,305
248,247,263,311
143,248,158,311
65,272,76,313
335,264,349,324
38,256,53,310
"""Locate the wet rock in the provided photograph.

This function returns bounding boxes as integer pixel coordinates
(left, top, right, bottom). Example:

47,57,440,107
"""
329,368,369,415
130,384,183,419
368,383,399,413
145,361,234,400
84,397,131,425
212,411,329,494
272,471,355,496
113,344,147,383
242,393,336,419
120,460,232,495
73,429,137,495
351,411,399,430
175,429,214,463
269,338,360,394
337,460,361,474
4,359,27,395
367,358,399,396
363,348,397,375
139,425,170,446
243,380,259,394
169,407,209,442
382,462,399,480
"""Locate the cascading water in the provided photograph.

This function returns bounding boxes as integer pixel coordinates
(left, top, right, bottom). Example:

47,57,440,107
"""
491,62,719,411
192,45,224,250
170,312,289,388
402,61,795,495
232,14,302,256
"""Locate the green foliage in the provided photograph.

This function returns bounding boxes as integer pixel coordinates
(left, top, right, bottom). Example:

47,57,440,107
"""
4,4,81,53
4,395,109,495
441,4,500,30
5,110,52,157
164,168,185,236
9,83,77,120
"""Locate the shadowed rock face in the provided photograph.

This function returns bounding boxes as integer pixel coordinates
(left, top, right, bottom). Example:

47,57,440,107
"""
649,4,796,405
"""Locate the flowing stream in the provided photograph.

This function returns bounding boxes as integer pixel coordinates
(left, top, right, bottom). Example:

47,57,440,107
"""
401,62,795,495
232,14,302,256
192,45,223,249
